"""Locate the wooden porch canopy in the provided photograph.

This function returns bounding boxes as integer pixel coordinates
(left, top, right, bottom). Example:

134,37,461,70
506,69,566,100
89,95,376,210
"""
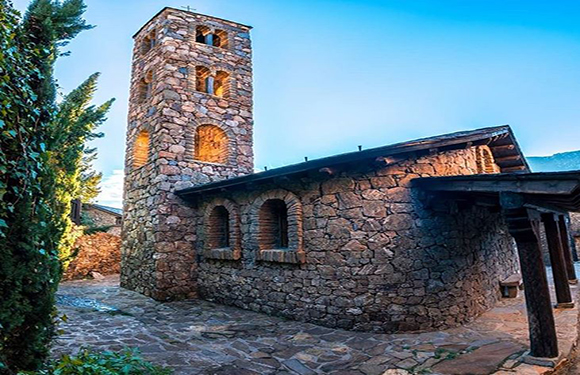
414,171,580,212
414,171,580,360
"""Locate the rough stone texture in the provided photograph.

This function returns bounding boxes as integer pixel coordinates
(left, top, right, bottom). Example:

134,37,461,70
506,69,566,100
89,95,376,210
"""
122,8,254,300
194,147,519,333
570,212,580,250
63,233,121,280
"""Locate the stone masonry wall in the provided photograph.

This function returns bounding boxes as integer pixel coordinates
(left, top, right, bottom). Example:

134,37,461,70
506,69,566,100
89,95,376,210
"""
570,212,580,253
63,232,121,280
122,8,254,300
195,146,519,333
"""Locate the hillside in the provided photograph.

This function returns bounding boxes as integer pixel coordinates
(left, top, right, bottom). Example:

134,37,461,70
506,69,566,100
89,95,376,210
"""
527,150,580,172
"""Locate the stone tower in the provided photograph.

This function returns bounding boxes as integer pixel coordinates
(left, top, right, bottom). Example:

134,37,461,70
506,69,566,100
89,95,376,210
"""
121,7,254,300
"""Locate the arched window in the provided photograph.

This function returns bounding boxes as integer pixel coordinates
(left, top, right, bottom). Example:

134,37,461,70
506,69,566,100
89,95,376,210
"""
203,199,241,260
195,66,211,94
195,25,228,49
141,30,156,54
133,130,150,168
259,199,289,249
195,25,210,44
213,29,229,48
207,205,230,249
138,71,153,103
476,147,497,174
214,71,230,98
194,124,229,164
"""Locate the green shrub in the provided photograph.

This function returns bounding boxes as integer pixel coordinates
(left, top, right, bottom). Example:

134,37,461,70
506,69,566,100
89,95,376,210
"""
0,0,112,372
20,348,172,375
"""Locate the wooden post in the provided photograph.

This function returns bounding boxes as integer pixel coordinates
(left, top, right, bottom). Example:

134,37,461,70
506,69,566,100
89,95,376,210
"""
501,193,558,358
558,215,578,283
542,213,573,307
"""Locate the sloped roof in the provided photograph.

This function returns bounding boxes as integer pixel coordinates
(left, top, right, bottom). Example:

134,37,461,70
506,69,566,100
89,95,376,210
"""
86,204,122,217
177,125,528,198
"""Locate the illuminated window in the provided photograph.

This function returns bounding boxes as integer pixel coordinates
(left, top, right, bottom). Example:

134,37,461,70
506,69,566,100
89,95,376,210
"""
133,130,150,168
141,30,156,54
476,147,497,174
195,66,212,94
213,29,229,48
214,71,230,98
195,25,228,49
207,205,230,249
259,199,289,249
194,124,228,164
195,25,210,44
138,71,153,103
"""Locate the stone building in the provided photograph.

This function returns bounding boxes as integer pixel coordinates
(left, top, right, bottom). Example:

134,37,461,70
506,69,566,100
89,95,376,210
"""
83,203,122,235
123,7,580,359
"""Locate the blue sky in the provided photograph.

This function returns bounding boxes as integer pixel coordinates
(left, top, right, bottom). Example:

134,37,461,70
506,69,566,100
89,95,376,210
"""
12,0,580,207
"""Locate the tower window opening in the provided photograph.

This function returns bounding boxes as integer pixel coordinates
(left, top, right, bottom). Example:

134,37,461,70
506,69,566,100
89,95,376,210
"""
195,66,212,94
194,124,229,164
214,71,230,98
133,129,150,168
259,199,289,249
195,25,228,49
196,25,210,44
141,30,156,54
207,205,230,249
138,71,153,103
213,29,229,48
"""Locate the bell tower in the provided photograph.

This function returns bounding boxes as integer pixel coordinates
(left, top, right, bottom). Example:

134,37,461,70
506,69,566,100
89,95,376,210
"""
121,8,254,299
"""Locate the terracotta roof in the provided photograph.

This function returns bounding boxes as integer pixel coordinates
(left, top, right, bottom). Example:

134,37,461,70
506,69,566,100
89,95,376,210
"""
177,125,528,198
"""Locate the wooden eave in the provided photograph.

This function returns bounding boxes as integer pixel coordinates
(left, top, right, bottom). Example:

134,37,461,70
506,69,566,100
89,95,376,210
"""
414,171,580,212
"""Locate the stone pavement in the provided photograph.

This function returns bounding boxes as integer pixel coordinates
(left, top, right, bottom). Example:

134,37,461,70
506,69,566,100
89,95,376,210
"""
53,273,579,375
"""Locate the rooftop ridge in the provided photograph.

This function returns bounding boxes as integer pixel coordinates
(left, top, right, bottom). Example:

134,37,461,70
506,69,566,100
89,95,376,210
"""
133,6,252,38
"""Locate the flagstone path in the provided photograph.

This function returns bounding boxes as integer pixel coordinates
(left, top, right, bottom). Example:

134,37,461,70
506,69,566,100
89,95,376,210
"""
53,271,579,375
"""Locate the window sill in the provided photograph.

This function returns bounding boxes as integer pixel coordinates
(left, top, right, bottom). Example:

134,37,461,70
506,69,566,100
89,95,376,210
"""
192,160,228,167
191,90,229,101
204,247,240,261
257,249,305,264
193,42,231,52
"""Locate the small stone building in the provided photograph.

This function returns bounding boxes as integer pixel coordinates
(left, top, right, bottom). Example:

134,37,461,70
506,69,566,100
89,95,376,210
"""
122,7,580,356
83,203,122,235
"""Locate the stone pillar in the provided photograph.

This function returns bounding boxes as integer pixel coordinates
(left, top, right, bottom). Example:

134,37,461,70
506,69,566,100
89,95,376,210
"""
558,215,577,283
501,193,558,358
542,213,573,308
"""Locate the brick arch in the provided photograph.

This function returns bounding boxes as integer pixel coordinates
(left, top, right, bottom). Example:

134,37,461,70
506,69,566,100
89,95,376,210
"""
476,146,499,174
185,120,238,165
250,190,304,263
202,198,241,260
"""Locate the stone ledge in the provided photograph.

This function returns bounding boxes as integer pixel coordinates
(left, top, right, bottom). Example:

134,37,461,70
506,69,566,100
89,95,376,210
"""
204,247,241,261
257,249,305,264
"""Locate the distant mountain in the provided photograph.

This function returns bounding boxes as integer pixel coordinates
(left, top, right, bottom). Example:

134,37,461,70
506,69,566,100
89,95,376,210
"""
527,150,580,172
